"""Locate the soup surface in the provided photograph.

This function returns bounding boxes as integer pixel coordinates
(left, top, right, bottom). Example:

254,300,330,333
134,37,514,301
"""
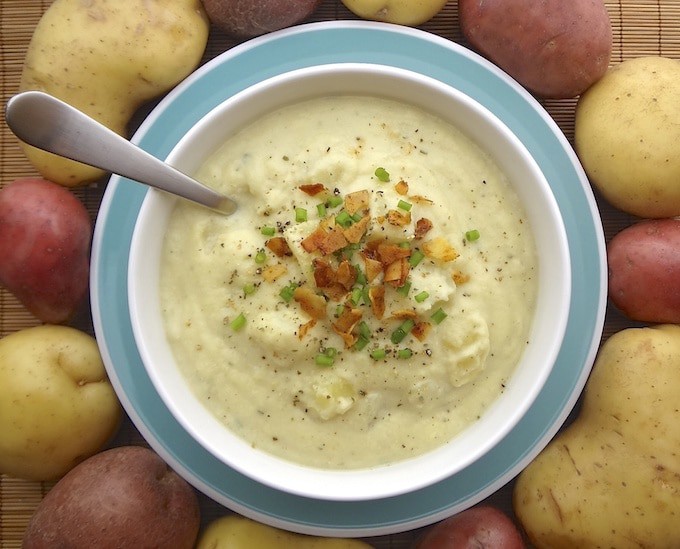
159,95,538,469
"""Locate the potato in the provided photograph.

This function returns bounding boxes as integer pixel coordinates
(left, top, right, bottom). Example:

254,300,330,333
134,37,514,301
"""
0,325,121,481
608,218,680,323
23,446,200,549
19,0,209,187
341,0,448,26
202,0,321,37
458,0,612,99
513,325,680,548
416,506,525,548
575,56,680,218
0,178,91,323
196,515,373,548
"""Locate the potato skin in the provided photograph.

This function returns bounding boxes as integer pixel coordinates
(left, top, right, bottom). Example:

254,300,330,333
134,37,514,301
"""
23,446,200,549
416,506,525,548
0,178,91,323
341,0,448,26
575,56,680,218
201,0,321,37
197,514,372,548
458,0,612,99
19,0,209,186
0,325,121,481
513,325,680,548
608,218,680,323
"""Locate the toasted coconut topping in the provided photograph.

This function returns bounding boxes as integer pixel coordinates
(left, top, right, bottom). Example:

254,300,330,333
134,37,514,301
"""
336,260,357,290
299,183,327,196
412,321,432,341
293,286,327,320
414,218,433,239
409,195,434,205
332,306,363,347
383,258,410,287
391,309,419,320
262,263,288,282
301,226,327,253
266,236,292,257
368,286,385,320
344,190,370,215
377,243,411,267
422,237,459,262
362,256,383,283
342,215,370,244
386,209,411,227
394,180,409,195
452,269,470,285
317,226,349,255
298,319,317,340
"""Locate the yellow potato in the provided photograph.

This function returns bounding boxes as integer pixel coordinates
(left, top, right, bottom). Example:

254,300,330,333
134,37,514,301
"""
0,325,122,481
513,325,680,548
341,0,448,26
19,0,209,187
197,515,373,548
575,56,680,217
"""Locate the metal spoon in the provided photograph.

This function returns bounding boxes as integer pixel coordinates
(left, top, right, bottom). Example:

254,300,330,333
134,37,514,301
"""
4,91,237,215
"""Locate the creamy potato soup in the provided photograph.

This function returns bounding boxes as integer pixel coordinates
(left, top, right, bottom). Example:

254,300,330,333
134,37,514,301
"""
159,95,538,469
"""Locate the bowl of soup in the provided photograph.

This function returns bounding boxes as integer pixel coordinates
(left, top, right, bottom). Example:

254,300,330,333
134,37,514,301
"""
128,63,571,501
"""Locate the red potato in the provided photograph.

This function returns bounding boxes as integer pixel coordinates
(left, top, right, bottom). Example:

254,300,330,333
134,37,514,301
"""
458,0,612,99
416,506,525,548
23,446,200,549
607,218,680,323
201,0,321,37
0,177,91,323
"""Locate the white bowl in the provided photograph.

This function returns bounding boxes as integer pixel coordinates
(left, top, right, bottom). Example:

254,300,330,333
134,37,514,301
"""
128,63,570,501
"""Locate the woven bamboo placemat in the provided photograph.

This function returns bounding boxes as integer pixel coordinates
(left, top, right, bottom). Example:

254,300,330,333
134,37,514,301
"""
1,1,679,547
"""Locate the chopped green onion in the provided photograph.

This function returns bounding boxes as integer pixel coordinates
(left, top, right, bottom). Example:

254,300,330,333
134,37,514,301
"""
351,212,363,223
279,283,296,303
354,336,370,351
414,290,429,303
350,287,363,305
409,249,425,267
358,321,371,340
391,319,415,344
335,210,353,228
465,229,481,242
315,353,335,367
255,249,267,264
316,203,327,218
260,226,276,236
374,167,390,182
341,242,360,260
396,280,412,297
243,283,256,296
295,207,308,223
431,307,448,324
361,285,371,305
335,304,344,317
355,266,367,286
229,313,246,331
327,195,343,208
397,200,412,212
370,348,387,360
397,348,413,359
398,241,411,249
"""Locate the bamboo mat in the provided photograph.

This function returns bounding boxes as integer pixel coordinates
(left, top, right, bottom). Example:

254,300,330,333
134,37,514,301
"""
1,1,678,547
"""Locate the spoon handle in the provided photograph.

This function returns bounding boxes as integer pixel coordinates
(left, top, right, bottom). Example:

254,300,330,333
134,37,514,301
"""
4,91,237,215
